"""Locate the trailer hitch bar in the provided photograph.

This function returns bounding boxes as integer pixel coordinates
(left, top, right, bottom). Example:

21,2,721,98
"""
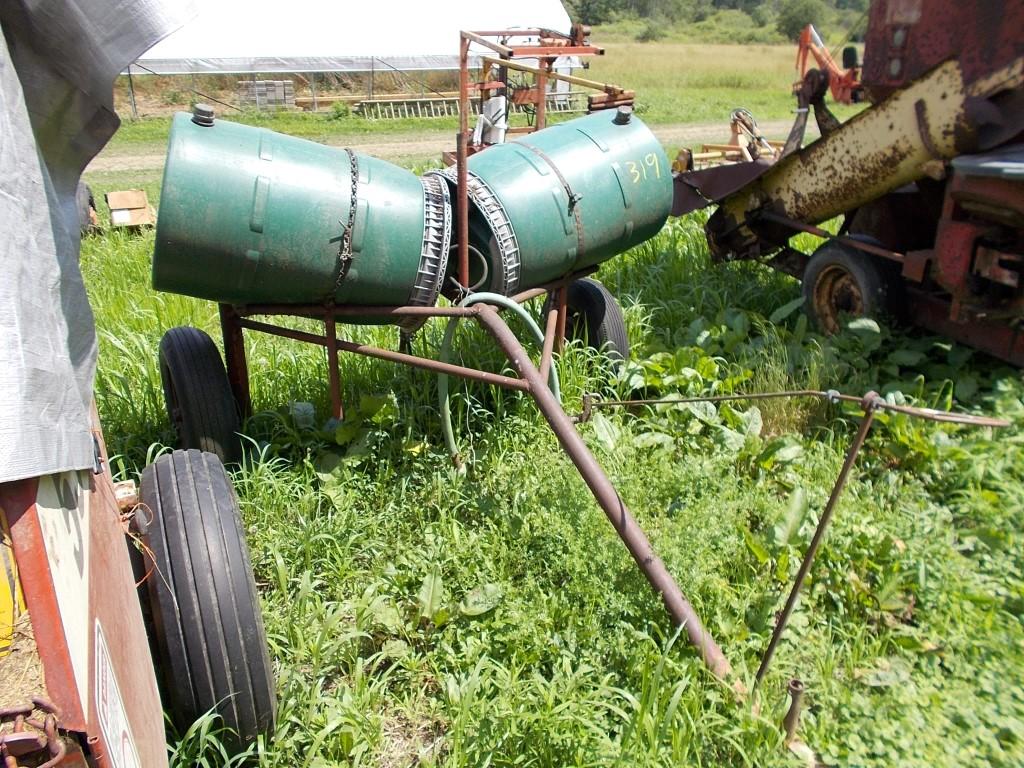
473,305,736,682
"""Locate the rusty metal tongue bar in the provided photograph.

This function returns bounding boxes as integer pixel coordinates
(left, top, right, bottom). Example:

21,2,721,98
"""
472,305,735,682
571,388,1009,687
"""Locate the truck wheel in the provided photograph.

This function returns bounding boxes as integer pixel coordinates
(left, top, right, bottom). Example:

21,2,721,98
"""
140,450,275,750
544,278,630,362
803,242,892,334
159,327,241,464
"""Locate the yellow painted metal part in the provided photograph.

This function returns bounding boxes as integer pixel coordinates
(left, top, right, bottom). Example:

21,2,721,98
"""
713,56,1024,255
0,507,26,658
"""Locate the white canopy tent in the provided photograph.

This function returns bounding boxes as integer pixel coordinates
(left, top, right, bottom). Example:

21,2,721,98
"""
132,0,578,75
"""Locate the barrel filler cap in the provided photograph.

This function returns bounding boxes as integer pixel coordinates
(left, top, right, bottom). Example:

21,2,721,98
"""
192,103,215,127
613,105,632,125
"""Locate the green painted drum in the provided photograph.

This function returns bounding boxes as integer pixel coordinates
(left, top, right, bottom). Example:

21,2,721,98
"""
433,108,672,295
153,111,450,314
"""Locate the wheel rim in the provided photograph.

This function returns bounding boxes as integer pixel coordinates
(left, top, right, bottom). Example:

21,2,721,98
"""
812,264,864,334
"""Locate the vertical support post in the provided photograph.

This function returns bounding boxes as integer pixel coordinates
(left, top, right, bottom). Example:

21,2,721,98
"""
127,69,138,120
554,285,568,353
324,313,343,420
783,679,805,746
539,301,559,383
370,57,375,100
754,401,878,687
457,34,471,289
219,304,252,419
310,72,318,111
536,59,549,131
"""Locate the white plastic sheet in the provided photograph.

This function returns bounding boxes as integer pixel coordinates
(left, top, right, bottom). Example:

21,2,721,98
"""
134,0,575,74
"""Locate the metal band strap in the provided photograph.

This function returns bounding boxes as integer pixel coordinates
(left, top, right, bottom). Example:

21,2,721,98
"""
515,142,585,262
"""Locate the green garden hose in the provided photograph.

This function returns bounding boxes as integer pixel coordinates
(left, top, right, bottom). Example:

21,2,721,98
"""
438,292,560,461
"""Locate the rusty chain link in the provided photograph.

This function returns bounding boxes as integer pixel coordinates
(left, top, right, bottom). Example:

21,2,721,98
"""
0,698,67,768
330,148,360,298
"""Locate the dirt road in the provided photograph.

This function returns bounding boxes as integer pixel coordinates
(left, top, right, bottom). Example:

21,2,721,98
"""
86,118,811,174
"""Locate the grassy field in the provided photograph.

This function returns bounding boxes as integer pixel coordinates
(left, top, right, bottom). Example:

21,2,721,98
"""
82,140,1024,767
106,37,859,161
584,40,861,125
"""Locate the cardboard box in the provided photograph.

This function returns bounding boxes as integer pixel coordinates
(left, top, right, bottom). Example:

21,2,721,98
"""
105,189,156,228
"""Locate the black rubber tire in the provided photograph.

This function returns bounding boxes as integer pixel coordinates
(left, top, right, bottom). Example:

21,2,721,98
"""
159,327,241,464
544,278,630,362
140,450,275,750
76,181,95,235
802,242,893,334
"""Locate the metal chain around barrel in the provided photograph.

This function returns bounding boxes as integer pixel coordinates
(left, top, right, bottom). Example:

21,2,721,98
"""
331,148,360,296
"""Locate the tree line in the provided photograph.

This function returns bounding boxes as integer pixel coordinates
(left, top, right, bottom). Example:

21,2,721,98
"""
565,0,870,40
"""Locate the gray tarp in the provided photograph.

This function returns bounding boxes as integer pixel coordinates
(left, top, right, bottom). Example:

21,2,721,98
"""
0,1,193,483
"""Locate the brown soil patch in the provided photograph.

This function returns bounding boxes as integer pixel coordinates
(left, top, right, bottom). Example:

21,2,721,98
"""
87,118,815,175
378,708,446,767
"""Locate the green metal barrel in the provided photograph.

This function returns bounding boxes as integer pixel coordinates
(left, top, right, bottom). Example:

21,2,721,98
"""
432,108,672,295
153,111,450,316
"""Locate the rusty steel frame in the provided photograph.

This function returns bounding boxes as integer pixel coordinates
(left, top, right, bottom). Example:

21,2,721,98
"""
216,294,736,683
223,267,595,420
221,288,1012,691
753,399,877,687
234,316,530,394
755,210,905,264
573,388,1008,688
454,28,611,291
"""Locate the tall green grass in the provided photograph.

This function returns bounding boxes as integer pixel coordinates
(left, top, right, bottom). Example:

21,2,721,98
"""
81,164,1024,766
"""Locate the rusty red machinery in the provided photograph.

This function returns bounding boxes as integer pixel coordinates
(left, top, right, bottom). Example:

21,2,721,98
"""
1,429,275,767
675,0,1024,365
450,25,635,296
795,24,864,105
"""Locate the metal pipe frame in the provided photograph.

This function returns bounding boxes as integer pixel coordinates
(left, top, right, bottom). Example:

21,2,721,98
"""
479,55,625,95
222,271,593,416
753,401,878,688
755,210,906,264
234,316,529,393
461,29,603,59
536,59,548,131
571,387,1008,689
217,298,734,683
457,35,471,289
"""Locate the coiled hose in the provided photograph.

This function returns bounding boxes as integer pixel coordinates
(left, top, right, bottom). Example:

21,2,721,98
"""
438,292,560,460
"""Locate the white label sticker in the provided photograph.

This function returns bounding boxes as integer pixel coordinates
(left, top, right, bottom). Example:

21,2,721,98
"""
36,472,90,716
95,620,141,768
111,209,132,225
